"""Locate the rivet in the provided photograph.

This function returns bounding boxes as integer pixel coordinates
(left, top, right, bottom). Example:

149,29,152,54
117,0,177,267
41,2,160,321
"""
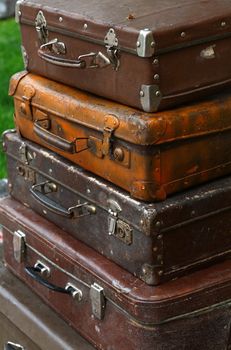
154,74,159,80
140,90,144,97
83,23,88,29
221,21,226,27
113,147,124,162
141,185,145,190
181,31,186,38
140,219,144,225
153,58,159,65
153,246,158,252
49,168,53,174
136,41,141,47
155,221,161,228
18,10,22,16
155,91,161,97
113,121,116,125
8,183,12,189
157,234,163,240
43,210,47,215
87,189,91,194
151,41,155,48
158,270,164,276
59,17,63,22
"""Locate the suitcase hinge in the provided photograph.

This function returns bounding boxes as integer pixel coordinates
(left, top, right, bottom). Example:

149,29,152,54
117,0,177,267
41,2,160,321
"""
90,283,106,320
13,230,26,263
35,10,48,44
108,199,133,245
104,28,120,70
136,29,155,57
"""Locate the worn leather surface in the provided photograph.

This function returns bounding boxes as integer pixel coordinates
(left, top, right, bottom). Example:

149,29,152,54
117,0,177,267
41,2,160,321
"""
18,1,231,111
1,197,231,349
4,131,231,286
11,72,231,201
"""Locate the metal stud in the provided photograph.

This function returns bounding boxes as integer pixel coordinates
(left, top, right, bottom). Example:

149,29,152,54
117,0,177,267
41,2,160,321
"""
181,32,186,38
140,90,144,97
154,74,159,80
153,58,159,65
59,16,63,22
83,23,88,29
221,21,226,27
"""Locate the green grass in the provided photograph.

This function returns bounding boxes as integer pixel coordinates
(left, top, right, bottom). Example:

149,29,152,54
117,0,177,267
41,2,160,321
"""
0,18,23,178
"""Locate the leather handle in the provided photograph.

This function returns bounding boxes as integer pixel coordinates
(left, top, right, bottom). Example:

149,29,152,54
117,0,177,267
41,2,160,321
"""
30,183,73,217
38,38,110,69
34,120,76,153
30,181,96,218
38,49,86,68
25,266,72,294
38,38,85,68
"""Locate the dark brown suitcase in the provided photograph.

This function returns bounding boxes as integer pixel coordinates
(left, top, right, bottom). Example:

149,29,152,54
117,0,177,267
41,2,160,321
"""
0,248,93,349
15,0,231,112
10,72,231,202
1,196,231,350
4,130,231,286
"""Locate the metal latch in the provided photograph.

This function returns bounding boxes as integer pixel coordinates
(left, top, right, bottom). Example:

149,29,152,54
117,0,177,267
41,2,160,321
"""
20,84,36,120
13,230,26,263
88,114,119,158
90,283,105,320
5,342,25,350
19,142,34,165
108,199,133,245
104,28,120,70
35,10,48,44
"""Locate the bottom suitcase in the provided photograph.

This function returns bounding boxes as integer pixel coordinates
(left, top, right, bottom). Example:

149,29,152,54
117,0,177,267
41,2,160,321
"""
1,196,231,350
0,247,93,349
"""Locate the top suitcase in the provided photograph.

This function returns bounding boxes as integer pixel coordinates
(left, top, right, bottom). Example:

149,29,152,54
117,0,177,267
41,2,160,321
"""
16,0,231,112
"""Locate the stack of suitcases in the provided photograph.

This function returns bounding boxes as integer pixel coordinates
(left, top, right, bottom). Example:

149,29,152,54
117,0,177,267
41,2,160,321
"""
1,0,231,348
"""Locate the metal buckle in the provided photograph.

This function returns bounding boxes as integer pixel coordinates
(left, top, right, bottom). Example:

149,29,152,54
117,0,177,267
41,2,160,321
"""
78,52,110,69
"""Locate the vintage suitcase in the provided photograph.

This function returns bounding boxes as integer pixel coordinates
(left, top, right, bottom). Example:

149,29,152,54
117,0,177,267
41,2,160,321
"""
0,254,93,350
10,72,231,202
4,130,231,286
1,197,231,350
15,0,231,112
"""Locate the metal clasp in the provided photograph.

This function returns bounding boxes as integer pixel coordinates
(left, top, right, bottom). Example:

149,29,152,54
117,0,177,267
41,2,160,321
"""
90,283,105,320
104,28,120,70
13,230,26,263
40,38,66,55
35,10,48,44
107,199,133,245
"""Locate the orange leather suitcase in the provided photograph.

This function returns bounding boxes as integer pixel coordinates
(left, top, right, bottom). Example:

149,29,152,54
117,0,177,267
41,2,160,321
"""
11,71,231,202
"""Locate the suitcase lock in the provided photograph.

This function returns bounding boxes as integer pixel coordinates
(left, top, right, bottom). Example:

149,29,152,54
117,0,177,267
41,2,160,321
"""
108,199,133,245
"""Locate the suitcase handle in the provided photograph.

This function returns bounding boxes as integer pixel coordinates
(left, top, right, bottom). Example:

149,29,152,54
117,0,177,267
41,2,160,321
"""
30,181,96,218
38,38,111,69
34,120,88,154
25,266,83,300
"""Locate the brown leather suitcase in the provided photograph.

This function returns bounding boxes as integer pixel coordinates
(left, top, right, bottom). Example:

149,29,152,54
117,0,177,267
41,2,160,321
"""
10,72,231,202
15,0,231,112
1,196,231,350
4,130,231,285
0,247,93,349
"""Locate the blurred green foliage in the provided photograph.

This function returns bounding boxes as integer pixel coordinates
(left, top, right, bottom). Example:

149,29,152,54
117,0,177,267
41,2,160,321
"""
0,18,23,178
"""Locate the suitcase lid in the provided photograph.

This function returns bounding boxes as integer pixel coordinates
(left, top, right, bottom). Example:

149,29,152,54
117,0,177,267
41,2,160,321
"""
17,0,231,57
1,196,231,325
9,71,231,146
